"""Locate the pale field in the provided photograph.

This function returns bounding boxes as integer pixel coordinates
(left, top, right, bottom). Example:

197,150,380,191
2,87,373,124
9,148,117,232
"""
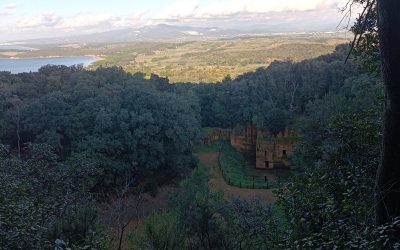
1,33,351,83
93,35,351,82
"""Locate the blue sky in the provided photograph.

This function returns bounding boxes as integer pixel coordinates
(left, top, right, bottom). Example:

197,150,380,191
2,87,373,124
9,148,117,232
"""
0,0,357,42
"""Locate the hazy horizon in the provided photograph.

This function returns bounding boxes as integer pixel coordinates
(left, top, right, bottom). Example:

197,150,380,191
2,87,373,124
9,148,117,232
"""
0,0,358,43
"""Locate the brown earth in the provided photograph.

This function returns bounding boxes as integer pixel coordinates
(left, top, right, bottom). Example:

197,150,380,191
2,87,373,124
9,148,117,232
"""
102,151,276,249
197,152,277,203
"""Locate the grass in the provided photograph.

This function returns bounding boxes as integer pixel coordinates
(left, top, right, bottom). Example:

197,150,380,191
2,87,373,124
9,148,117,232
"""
193,140,223,154
219,142,277,189
196,140,289,189
200,127,214,137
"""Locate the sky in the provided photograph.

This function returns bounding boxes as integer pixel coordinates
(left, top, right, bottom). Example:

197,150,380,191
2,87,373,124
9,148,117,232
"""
0,0,356,42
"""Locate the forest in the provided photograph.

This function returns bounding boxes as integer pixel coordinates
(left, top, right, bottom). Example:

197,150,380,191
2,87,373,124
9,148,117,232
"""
1,1,400,249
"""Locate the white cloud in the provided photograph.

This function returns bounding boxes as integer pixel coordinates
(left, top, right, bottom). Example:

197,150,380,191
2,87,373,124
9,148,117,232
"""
5,3,19,9
159,0,199,19
57,14,121,30
16,12,62,29
13,11,148,35
156,0,349,20
182,30,203,36
2,0,355,41
147,0,353,31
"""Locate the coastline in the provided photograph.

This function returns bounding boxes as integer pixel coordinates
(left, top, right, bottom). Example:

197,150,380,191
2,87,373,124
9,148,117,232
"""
0,55,102,60
0,56,102,73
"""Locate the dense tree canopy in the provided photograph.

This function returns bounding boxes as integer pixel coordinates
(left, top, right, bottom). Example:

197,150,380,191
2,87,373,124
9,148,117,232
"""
0,66,200,186
185,45,363,130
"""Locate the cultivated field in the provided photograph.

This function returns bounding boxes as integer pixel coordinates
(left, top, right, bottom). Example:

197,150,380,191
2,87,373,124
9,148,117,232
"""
92,35,351,82
1,32,351,83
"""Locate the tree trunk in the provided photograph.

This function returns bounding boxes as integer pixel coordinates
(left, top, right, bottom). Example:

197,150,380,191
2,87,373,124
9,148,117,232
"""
375,0,400,225
16,106,21,159
118,226,125,250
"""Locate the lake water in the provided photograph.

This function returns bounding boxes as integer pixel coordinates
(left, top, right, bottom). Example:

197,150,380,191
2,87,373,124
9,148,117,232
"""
0,57,97,74
0,45,38,51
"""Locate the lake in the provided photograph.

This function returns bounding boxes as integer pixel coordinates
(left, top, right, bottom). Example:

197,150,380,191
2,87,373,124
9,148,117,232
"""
0,57,97,74
0,44,38,51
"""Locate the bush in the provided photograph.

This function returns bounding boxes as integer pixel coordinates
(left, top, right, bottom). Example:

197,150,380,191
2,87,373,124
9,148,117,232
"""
47,206,99,247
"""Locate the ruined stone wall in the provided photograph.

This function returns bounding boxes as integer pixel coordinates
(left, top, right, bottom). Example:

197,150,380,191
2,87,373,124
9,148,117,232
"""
230,125,298,169
255,139,296,169
230,124,257,155
203,124,298,169
204,128,232,145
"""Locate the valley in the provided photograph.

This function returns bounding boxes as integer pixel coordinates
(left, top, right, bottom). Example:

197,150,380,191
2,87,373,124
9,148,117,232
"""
0,32,350,82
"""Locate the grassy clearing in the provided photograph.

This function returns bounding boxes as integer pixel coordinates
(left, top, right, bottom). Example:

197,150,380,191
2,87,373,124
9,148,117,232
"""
193,140,223,154
219,142,282,189
196,140,289,189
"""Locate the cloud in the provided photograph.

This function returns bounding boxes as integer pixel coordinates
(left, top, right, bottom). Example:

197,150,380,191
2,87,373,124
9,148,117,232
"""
150,0,352,30
13,11,148,34
159,0,199,19
157,0,348,20
2,0,354,41
5,3,19,9
16,12,62,29
146,0,352,32
57,14,122,31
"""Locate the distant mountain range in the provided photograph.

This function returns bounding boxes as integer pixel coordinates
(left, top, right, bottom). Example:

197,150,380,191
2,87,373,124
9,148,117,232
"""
13,24,347,45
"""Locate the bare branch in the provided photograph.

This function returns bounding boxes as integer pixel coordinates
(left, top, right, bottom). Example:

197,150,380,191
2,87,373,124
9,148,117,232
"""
345,0,375,63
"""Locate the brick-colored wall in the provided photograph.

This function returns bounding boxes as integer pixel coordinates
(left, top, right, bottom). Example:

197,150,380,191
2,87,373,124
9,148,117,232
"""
255,139,296,169
230,125,298,169
230,124,257,155
203,125,298,169
204,128,232,145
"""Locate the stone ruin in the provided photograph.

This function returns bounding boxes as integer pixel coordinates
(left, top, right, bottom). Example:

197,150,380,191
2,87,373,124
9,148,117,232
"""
204,124,299,169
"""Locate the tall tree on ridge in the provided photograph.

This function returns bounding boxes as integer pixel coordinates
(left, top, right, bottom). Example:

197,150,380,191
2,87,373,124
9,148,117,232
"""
375,0,400,225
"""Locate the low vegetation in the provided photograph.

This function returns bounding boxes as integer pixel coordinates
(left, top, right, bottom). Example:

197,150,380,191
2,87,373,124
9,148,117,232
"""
131,166,285,249
217,141,286,189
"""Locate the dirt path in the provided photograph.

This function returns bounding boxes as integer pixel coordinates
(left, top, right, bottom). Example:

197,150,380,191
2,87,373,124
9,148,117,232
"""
197,152,276,203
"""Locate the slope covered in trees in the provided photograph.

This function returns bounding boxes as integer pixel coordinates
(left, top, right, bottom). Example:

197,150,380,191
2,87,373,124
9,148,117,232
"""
0,67,200,185
2,40,399,248
185,45,370,128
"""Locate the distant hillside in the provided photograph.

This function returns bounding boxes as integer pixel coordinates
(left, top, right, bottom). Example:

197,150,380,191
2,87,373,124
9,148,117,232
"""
12,24,243,45
13,24,350,45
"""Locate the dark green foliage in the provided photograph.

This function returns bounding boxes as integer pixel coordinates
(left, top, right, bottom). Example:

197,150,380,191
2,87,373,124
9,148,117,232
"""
0,66,200,187
187,45,359,129
0,41,390,249
133,166,284,250
349,0,381,76
131,212,178,249
224,199,284,249
47,206,100,247
276,71,386,247
0,143,106,249
144,180,159,197
169,166,226,249
258,108,288,133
